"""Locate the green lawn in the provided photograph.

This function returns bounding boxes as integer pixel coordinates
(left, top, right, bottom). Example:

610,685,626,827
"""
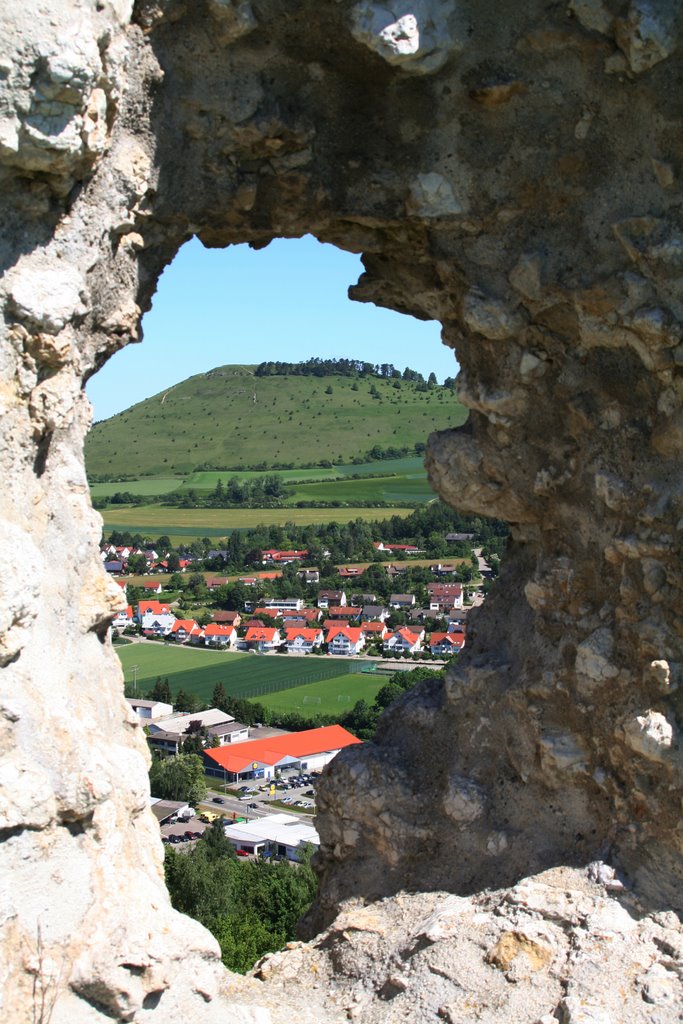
101,504,414,543
117,644,360,704
258,673,383,716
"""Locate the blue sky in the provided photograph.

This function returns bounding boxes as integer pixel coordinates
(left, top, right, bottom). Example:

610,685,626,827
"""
87,234,459,422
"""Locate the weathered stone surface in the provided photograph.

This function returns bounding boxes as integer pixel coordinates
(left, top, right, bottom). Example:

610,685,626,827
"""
1,1,683,1021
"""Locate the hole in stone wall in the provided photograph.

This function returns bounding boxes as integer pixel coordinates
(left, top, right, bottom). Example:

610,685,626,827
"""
86,232,488,974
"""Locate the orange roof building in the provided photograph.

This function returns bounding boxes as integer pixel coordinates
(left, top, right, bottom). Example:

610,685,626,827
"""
204,724,361,780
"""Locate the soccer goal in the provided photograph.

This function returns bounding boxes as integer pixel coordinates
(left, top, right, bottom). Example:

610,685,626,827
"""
337,694,352,704
303,696,322,705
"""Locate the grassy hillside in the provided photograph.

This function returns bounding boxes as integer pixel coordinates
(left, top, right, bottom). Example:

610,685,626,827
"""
86,365,467,477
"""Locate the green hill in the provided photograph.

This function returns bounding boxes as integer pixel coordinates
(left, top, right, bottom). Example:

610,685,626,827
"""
85,364,467,478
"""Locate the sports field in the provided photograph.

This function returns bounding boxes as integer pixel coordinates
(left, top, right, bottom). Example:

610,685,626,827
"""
101,505,414,543
258,673,383,716
117,643,361,705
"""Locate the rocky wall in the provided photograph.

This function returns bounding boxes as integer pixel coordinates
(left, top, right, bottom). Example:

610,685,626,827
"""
0,1,681,1021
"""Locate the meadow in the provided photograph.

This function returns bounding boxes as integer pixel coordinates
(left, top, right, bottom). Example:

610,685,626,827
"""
117,643,362,705
101,504,414,543
86,366,467,477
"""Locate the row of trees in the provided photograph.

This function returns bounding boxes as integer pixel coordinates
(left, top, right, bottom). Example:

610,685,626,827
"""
254,357,431,382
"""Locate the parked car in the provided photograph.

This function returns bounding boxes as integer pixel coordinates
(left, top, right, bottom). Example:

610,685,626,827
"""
212,796,225,804
235,849,250,857
305,790,315,797
238,786,250,792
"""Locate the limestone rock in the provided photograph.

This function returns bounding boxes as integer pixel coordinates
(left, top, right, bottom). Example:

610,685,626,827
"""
1,1,683,1021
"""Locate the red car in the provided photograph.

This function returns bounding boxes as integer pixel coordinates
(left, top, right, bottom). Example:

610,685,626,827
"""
235,849,250,857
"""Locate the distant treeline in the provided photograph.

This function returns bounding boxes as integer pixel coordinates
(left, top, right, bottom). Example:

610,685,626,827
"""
254,357,453,385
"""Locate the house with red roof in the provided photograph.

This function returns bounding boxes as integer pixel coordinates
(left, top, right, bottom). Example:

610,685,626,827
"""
137,601,176,636
326,625,365,656
203,623,237,647
244,626,281,651
428,582,464,611
206,577,229,589
373,541,423,554
112,604,134,630
212,610,242,627
430,632,465,656
253,607,281,620
360,620,389,639
383,626,424,654
261,549,308,564
317,589,346,609
170,619,203,643
281,607,321,623
327,606,362,620
284,627,324,653
142,581,163,594
203,724,361,781
339,566,364,578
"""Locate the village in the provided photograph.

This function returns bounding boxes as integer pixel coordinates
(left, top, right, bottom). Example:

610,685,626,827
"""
105,539,478,661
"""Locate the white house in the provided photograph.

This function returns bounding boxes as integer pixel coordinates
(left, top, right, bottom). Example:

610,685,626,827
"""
244,626,281,651
383,626,424,654
430,632,465,656
326,626,365,656
317,589,346,609
284,627,324,653
138,601,176,636
126,698,173,721
112,604,134,630
203,623,237,646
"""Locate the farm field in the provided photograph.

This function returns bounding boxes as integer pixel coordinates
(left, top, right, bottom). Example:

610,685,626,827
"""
285,474,434,504
89,477,184,499
258,673,384,717
178,456,429,492
117,643,360,705
101,504,414,543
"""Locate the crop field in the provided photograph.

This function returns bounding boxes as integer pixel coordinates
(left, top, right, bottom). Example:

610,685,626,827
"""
117,644,360,704
101,504,414,543
286,474,434,504
89,477,184,499
258,673,383,717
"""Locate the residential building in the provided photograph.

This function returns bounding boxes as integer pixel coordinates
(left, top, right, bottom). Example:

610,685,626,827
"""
361,604,388,621
327,605,361,620
389,593,416,608
296,568,320,584
373,541,423,555
430,632,465,656
317,589,346,609
281,608,321,623
244,626,281,651
428,583,464,610
383,626,424,654
326,626,365,656
112,604,134,630
148,708,244,756
126,698,173,721
360,620,389,639
263,598,305,612
170,619,203,643
212,610,242,627
284,627,324,653
206,577,229,589
260,549,308,564
137,601,176,636
203,623,237,646
446,532,475,542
